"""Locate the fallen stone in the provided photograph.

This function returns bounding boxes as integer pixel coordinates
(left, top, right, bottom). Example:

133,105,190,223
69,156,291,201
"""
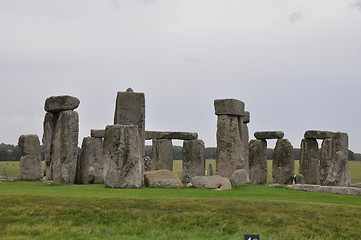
145,131,198,140
287,184,361,195
230,169,247,186
254,131,284,140
182,139,205,182
249,139,267,184
18,134,42,180
191,175,232,191
90,129,105,138
304,130,333,139
272,139,294,184
103,124,143,188
214,99,245,116
44,95,80,113
144,170,183,188
350,183,361,188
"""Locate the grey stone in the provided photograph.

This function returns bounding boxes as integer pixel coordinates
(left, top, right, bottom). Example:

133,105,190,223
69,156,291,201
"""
216,115,243,178
90,129,105,138
144,170,183,188
249,139,267,184
214,99,245,116
151,139,173,171
42,112,55,179
191,175,232,191
300,138,320,185
272,139,294,184
230,169,247,186
350,183,361,188
287,184,361,195
144,156,152,172
75,137,91,184
254,131,284,140
44,95,80,113
319,138,333,185
182,139,205,182
103,124,143,188
304,130,333,139
239,120,249,181
208,163,214,176
18,134,41,180
50,110,79,184
145,131,198,140
293,174,305,184
242,111,250,124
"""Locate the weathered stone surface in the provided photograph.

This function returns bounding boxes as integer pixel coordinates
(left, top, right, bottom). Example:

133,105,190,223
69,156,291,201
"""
144,156,152,172
300,138,320,185
272,139,294,184
191,175,232,191
144,170,183,188
18,134,41,180
103,125,143,188
239,120,249,181
324,132,350,186
216,115,244,178
145,131,198,140
254,131,284,140
249,139,267,184
151,139,173,171
214,99,245,116
42,112,55,179
293,174,305,184
287,184,361,195
208,163,214,176
75,137,91,184
90,129,105,138
230,169,247,186
242,111,250,124
44,95,80,113
350,183,361,188
319,138,333,185
304,130,333,139
182,139,205,182
51,110,79,184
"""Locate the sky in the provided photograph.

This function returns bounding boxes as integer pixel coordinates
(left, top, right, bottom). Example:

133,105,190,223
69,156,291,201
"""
0,0,361,152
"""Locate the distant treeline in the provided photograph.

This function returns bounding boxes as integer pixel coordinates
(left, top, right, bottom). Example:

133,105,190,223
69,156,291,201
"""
1,143,360,161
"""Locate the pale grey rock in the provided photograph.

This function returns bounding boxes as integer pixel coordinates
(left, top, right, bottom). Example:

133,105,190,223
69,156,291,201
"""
144,156,152,172
319,138,333,185
287,184,361,195
44,95,80,113
300,138,320,185
191,175,232,190
143,170,183,188
151,139,173,171
51,110,79,184
90,129,105,138
239,120,249,181
254,131,284,140
216,115,243,178
18,134,41,180
272,139,294,184
249,139,267,184
304,130,333,139
42,112,55,179
208,163,214,176
230,169,247,186
242,111,250,124
103,124,143,188
350,183,361,188
182,139,205,182
145,131,198,140
214,99,245,116
75,137,90,184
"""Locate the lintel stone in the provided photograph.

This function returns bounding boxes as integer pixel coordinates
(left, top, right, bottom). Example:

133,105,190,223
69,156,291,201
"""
145,131,198,140
304,130,333,139
44,95,80,113
214,99,245,116
242,111,250,124
254,131,284,140
91,129,105,138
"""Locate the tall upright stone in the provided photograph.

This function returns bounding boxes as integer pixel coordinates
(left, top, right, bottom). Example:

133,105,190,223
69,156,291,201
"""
249,139,267,184
272,139,294,184
182,139,205,182
75,137,91,184
319,138,333,185
151,139,173,170
103,124,143,188
42,95,79,184
18,134,41,180
239,112,250,181
300,138,320,185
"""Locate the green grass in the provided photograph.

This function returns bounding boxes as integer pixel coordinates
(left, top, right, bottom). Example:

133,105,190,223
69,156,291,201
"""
0,182,361,240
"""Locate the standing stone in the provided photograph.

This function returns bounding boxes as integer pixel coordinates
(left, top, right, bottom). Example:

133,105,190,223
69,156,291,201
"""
272,139,295,184
272,139,294,184
249,139,267,184
18,134,41,180
319,138,333,185
151,139,173,170
103,125,143,188
75,137,91,184
51,110,79,184
182,139,205,182
324,132,350,186
208,163,214,176
216,115,243,178
239,118,249,181
300,138,320,185
42,112,56,179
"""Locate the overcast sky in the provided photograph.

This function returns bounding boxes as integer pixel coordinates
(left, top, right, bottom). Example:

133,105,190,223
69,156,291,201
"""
1,0,361,152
